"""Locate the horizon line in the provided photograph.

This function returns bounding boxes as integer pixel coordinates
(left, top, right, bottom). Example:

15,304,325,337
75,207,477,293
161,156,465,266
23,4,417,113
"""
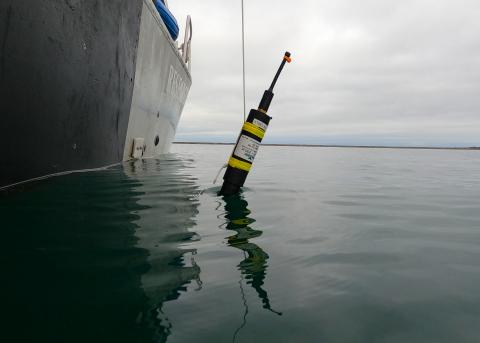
173,141,480,151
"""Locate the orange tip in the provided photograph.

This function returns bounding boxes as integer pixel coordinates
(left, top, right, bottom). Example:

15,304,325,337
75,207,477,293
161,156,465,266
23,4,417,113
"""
284,56,292,63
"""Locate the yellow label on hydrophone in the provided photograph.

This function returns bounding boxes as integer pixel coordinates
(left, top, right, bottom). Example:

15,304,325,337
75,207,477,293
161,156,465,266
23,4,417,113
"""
252,118,268,131
228,156,252,172
242,122,265,139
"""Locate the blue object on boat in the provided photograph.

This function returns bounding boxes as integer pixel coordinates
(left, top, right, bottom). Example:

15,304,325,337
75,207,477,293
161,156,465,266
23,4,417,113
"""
153,0,179,41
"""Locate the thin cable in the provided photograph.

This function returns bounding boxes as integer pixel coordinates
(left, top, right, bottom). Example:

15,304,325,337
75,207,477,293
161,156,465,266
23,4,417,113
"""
213,163,228,184
232,256,249,342
241,0,246,122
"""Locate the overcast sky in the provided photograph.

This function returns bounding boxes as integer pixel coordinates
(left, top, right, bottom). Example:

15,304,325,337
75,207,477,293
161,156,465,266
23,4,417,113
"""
169,0,480,147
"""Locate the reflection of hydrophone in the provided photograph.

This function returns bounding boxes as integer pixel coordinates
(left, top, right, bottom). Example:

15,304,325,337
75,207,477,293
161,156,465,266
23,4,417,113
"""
219,52,292,196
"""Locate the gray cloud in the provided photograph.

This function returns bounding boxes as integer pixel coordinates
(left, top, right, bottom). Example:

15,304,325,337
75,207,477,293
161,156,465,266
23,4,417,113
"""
170,0,480,146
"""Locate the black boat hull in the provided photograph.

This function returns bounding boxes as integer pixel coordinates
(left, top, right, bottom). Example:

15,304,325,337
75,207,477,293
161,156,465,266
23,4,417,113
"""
0,1,153,188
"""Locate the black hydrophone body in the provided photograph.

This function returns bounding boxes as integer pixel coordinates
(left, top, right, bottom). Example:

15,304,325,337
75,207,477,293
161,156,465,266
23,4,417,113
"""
220,52,291,196
220,109,271,195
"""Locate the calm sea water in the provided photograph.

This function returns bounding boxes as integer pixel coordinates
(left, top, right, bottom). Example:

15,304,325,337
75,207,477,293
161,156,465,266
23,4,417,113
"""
1,144,480,342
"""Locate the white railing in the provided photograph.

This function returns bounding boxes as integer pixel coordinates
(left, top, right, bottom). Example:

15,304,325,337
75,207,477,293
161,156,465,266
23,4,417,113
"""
179,15,192,72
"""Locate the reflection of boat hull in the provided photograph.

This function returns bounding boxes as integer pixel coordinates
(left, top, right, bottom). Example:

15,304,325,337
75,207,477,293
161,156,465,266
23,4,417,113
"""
0,0,191,189
124,158,202,341
2,156,201,342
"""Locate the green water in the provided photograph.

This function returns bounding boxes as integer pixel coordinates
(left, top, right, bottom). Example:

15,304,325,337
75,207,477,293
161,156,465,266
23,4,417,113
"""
1,144,480,342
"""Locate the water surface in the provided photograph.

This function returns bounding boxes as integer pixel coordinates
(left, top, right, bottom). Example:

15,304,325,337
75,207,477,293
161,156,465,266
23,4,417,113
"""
1,144,480,342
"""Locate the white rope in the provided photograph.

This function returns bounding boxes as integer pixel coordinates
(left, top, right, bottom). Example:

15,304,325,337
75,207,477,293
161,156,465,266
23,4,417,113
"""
241,0,246,122
214,1,245,185
213,163,228,184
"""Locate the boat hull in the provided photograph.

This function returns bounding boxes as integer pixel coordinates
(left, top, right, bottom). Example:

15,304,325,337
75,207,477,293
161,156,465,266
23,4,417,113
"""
0,0,191,189
124,0,191,160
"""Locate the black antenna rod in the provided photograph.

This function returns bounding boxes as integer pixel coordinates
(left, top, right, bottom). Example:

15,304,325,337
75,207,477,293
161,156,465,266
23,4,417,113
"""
269,51,291,92
258,51,292,112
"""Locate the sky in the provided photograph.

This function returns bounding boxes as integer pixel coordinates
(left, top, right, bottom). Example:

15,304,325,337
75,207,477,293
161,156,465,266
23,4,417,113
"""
169,0,480,147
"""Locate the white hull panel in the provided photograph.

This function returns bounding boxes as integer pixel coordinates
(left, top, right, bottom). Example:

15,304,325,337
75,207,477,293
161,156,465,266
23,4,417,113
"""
123,0,191,160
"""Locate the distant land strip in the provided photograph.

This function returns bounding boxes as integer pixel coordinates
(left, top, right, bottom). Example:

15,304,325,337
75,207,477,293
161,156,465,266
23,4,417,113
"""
174,142,480,150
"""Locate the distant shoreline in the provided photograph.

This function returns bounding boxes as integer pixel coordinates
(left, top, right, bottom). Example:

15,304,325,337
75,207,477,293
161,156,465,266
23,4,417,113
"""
173,142,480,151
